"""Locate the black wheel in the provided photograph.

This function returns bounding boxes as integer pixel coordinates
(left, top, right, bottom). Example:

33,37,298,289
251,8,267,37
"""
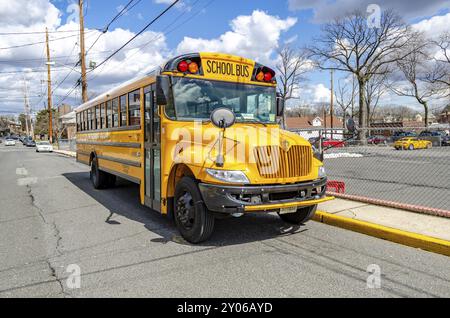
90,158,107,189
278,205,317,225
409,144,414,151
174,177,215,243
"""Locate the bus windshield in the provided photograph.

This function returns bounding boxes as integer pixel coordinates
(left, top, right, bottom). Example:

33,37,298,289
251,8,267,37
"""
166,77,277,123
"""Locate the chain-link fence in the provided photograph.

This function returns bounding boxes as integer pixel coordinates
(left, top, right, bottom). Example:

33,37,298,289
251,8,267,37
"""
56,139,77,152
290,126,450,212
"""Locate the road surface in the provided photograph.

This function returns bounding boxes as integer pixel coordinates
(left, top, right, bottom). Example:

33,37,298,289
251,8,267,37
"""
1,143,449,297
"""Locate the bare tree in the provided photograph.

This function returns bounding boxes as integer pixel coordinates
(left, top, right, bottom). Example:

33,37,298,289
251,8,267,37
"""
366,72,388,125
389,35,438,127
307,10,415,143
276,46,310,128
335,76,357,128
425,32,450,98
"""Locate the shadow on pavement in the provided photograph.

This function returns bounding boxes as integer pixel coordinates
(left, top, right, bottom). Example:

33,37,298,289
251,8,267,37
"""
63,172,310,247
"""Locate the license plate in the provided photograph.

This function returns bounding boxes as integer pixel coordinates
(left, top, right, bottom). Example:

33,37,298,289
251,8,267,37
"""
279,206,297,215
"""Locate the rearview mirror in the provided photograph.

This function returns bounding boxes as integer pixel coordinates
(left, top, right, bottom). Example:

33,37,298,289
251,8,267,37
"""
210,107,236,129
276,94,285,117
156,76,169,105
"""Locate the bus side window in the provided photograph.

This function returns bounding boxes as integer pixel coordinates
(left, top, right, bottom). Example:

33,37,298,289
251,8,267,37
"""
106,101,112,128
76,113,79,131
95,105,101,130
112,98,119,127
83,110,87,131
101,103,106,129
128,89,141,126
120,95,127,127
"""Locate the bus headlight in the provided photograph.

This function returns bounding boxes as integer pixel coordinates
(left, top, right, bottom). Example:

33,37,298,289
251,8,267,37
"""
318,166,326,179
206,169,250,184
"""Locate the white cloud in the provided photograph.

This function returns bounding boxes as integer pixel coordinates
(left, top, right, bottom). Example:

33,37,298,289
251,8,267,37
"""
288,0,450,23
0,0,169,115
412,12,450,39
177,10,297,65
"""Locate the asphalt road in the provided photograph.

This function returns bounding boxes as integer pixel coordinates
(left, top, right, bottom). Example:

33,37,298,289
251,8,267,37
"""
325,146,450,210
1,142,450,297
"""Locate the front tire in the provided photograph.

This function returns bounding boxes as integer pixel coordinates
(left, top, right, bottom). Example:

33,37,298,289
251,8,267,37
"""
278,205,317,225
174,177,215,243
408,144,414,151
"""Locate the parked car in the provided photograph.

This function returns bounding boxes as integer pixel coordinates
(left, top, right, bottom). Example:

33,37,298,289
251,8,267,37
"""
394,137,432,150
24,139,36,147
36,141,53,153
367,135,387,145
4,138,16,146
308,137,346,148
392,131,417,142
419,130,450,146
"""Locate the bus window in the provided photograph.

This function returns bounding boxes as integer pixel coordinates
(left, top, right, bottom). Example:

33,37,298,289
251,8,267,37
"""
90,108,95,130
76,113,80,131
95,105,101,130
83,110,87,131
106,101,112,128
101,103,106,129
128,90,141,126
120,95,127,126
112,98,119,127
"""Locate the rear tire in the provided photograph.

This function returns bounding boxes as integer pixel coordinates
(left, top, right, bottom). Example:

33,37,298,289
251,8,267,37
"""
174,177,215,243
408,144,414,151
90,159,107,189
278,205,317,225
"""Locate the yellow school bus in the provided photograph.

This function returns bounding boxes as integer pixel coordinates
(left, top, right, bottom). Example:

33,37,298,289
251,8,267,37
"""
75,52,333,243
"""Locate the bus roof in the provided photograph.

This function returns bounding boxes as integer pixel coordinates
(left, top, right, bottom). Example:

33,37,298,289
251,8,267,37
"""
74,70,158,113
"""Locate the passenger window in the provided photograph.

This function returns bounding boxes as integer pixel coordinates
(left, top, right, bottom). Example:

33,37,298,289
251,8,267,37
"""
112,98,119,128
101,103,107,129
106,101,112,128
95,105,101,130
120,95,127,126
128,90,141,126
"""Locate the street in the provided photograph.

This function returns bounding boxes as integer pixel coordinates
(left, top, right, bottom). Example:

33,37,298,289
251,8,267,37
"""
1,143,450,297
325,146,450,210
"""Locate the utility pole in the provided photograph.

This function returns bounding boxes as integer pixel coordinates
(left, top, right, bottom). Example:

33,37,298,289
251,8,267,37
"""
45,27,53,143
22,77,30,136
330,69,334,139
79,0,88,103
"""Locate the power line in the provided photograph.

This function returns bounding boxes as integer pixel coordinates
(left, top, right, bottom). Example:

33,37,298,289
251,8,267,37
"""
0,29,96,35
85,0,143,56
89,0,180,73
0,33,89,50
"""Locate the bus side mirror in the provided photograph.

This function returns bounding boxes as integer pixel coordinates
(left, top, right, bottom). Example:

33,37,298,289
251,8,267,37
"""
156,76,169,105
276,94,285,117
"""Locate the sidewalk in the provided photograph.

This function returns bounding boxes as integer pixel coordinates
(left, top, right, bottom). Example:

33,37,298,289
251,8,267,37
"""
317,198,450,256
54,149,76,158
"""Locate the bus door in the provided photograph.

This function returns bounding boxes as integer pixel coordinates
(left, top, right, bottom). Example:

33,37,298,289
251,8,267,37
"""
144,85,161,211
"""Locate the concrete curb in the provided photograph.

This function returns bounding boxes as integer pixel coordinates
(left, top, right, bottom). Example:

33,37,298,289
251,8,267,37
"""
53,150,76,158
327,191,450,218
313,210,450,257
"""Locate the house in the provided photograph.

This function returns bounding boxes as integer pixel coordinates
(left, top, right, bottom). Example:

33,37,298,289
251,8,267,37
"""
286,115,345,140
58,111,76,140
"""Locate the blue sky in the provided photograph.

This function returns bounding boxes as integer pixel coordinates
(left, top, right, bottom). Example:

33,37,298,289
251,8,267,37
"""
0,0,449,115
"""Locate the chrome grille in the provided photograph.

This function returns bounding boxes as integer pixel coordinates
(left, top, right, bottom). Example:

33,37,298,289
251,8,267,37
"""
254,145,312,178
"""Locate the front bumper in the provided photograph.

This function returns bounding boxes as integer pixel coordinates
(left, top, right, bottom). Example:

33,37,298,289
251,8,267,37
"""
198,178,332,213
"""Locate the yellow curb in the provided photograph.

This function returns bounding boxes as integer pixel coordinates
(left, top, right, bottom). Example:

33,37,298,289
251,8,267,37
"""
313,210,450,257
